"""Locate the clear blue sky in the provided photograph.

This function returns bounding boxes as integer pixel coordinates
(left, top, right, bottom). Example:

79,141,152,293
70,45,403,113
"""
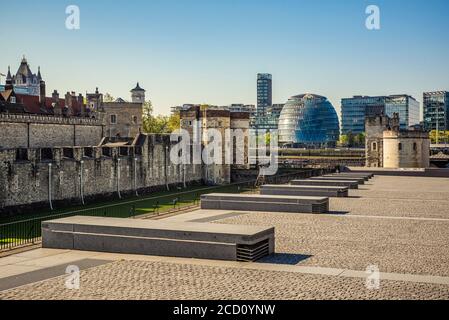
1,0,448,116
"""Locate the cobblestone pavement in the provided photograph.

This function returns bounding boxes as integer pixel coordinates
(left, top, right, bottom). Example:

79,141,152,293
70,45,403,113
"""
330,197,449,219
216,212,449,277
333,176,449,219
1,175,448,300
1,260,448,300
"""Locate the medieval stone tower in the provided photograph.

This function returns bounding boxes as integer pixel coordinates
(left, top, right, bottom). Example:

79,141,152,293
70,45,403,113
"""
366,113,430,169
365,113,400,167
130,82,146,103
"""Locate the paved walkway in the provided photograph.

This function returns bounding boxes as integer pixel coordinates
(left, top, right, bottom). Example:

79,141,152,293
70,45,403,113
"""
1,175,448,299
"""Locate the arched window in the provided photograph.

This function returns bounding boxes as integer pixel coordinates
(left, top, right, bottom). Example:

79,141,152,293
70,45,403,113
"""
372,142,377,151
413,142,417,151
398,143,402,151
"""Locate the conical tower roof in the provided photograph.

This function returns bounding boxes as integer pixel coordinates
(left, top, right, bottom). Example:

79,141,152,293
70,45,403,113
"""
131,82,145,92
16,55,33,78
6,66,12,80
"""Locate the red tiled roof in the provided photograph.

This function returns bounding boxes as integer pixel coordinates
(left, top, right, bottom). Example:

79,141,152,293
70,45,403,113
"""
16,94,50,114
1,90,13,101
15,94,83,115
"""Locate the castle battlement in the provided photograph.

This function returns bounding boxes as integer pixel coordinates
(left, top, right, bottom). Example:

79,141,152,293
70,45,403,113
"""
0,113,103,126
383,129,430,140
0,134,203,215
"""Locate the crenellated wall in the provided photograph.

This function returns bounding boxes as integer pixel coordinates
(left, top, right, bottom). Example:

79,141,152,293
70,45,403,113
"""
0,134,203,216
383,130,430,169
0,113,104,148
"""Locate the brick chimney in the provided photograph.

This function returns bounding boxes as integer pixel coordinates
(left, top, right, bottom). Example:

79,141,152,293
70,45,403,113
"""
5,79,13,91
52,90,62,115
39,80,46,108
64,92,72,116
78,93,85,116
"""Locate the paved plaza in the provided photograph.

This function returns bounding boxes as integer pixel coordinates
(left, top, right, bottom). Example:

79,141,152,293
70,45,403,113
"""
1,175,449,300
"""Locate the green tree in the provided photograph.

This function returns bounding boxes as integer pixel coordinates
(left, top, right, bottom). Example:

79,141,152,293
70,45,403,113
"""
430,130,449,144
339,134,349,146
347,132,355,147
103,93,115,103
142,100,179,134
167,112,180,132
355,133,366,147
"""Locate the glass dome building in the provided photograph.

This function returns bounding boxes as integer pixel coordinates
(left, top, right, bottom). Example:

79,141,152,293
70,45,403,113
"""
278,94,340,148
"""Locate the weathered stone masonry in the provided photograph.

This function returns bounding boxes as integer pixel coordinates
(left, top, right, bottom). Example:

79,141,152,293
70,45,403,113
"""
0,113,104,149
0,134,202,215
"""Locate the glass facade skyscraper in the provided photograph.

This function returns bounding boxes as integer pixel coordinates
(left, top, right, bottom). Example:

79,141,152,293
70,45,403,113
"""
385,95,420,129
256,73,272,114
278,94,340,148
423,91,449,131
341,96,386,135
341,95,420,134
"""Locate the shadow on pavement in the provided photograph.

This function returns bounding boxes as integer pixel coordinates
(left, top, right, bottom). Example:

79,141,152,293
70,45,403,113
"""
257,253,313,265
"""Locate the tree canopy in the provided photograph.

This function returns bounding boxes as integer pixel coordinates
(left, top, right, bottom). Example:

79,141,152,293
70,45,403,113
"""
142,100,180,134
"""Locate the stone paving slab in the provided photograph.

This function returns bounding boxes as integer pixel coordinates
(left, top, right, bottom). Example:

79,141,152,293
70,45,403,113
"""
0,259,111,292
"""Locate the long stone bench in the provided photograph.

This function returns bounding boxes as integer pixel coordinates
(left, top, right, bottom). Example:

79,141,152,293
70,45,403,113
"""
327,173,373,181
309,176,365,185
336,172,374,179
260,184,349,198
291,179,359,189
42,216,275,262
201,193,329,214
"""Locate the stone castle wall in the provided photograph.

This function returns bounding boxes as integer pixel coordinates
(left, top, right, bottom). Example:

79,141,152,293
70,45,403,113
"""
365,116,386,168
0,113,104,148
103,102,143,139
0,134,202,215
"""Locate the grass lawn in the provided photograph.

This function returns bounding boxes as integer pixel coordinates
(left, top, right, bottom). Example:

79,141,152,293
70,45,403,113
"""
0,183,254,224
0,181,257,249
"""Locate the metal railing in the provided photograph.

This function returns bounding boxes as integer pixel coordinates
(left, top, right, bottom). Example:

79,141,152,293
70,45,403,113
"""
0,169,332,252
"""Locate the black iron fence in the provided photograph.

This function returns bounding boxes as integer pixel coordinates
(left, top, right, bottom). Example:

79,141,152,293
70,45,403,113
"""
0,169,332,251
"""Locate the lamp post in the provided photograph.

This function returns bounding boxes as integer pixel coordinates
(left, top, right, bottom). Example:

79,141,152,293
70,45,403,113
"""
165,145,169,191
48,163,53,210
134,157,139,197
79,160,85,205
117,158,122,199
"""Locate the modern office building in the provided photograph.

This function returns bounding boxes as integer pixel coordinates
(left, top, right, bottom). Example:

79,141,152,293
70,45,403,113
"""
268,103,284,119
256,73,272,115
423,91,449,131
341,95,420,134
229,104,256,115
341,96,386,135
278,94,340,148
385,95,420,130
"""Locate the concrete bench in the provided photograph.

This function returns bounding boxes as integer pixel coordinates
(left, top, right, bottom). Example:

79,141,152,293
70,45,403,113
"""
310,176,365,185
291,179,359,189
260,184,349,198
336,172,374,178
42,216,274,262
327,173,373,181
201,193,329,214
